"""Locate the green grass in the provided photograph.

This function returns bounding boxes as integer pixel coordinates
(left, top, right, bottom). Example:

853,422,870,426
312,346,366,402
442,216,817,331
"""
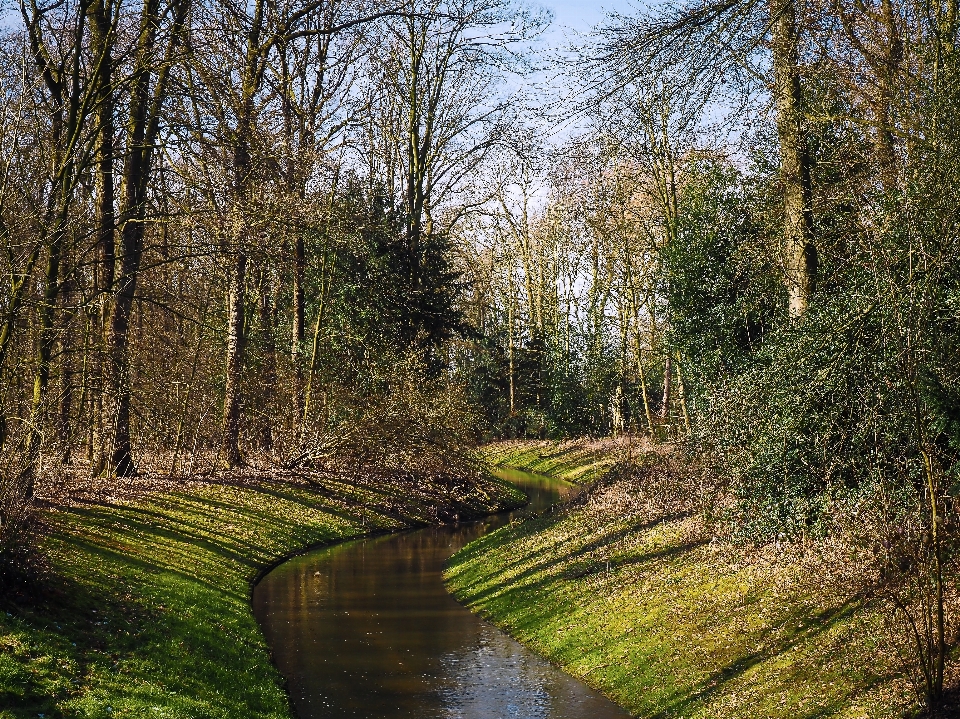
479,439,624,484
447,441,913,719
1,472,523,719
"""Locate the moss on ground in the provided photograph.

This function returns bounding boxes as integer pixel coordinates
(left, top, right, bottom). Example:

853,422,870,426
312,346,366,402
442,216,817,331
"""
1,472,523,719
447,440,914,719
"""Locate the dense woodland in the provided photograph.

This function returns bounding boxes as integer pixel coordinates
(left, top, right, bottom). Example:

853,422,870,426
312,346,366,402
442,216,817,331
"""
1,0,959,709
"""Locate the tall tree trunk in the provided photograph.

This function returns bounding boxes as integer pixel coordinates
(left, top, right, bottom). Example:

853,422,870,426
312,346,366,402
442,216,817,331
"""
508,296,515,417
103,104,147,476
88,0,115,475
221,252,247,467
103,218,144,476
257,266,276,451
636,346,655,434
26,226,65,484
770,0,816,317
77,309,94,462
101,0,189,475
291,230,305,352
220,0,264,468
659,353,672,421
626,251,655,434
57,278,76,463
675,352,691,436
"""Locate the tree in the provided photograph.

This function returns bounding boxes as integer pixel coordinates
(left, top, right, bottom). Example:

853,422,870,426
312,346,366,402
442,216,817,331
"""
769,0,815,316
588,0,817,315
16,0,102,487
100,0,191,476
360,0,546,298
182,0,391,466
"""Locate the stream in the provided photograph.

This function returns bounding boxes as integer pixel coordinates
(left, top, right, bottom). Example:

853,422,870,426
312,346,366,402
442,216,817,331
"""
252,467,631,719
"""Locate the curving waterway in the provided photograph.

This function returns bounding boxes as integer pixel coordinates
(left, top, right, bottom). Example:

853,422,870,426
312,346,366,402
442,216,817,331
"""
252,467,631,719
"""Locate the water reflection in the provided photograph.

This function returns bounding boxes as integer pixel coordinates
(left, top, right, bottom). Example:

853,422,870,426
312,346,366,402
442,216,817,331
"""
252,469,630,719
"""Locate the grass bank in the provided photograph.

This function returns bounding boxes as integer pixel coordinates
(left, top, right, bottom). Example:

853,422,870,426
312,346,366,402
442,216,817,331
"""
446,440,920,719
480,438,624,484
1,468,523,719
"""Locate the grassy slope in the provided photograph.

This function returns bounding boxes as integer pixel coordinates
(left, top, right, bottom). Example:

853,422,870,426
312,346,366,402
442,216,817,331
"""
480,439,622,485
446,441,912,719
1,472,523,719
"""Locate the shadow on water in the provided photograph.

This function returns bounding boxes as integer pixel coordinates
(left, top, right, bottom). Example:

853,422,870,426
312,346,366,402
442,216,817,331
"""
252,468,631,719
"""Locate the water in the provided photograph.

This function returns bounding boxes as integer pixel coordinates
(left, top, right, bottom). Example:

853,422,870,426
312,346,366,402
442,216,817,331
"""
252,467,631,719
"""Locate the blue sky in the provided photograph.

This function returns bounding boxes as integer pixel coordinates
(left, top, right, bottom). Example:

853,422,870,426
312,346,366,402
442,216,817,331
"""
510,1,642,134
541,1,639,38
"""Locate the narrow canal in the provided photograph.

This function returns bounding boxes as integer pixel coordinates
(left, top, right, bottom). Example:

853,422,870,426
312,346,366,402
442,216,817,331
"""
252,467,631,719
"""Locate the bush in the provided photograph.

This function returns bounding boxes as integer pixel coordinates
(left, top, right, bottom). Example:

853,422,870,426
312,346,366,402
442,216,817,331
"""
0,430,39,591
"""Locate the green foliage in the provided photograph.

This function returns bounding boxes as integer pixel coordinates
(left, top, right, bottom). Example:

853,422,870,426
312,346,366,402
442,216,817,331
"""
664,156,782,385
319,184,468,378
460,329,626,440
706,298,915,538
694,120,960,539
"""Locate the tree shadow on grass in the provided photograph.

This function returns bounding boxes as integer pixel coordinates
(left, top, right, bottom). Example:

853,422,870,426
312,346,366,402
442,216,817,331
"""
639,601,887,719
1,486,371,717
450,511,699,606
0,546,157,719
451,500,906,719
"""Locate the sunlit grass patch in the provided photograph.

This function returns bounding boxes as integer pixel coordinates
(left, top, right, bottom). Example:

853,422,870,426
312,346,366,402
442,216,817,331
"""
479,438,629,484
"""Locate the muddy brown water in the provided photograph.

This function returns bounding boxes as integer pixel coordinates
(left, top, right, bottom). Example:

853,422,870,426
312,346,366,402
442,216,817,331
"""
252,467,631,719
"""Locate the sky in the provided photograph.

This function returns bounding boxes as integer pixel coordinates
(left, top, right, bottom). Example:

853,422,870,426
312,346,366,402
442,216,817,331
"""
541,0,639,40
504,1,641,142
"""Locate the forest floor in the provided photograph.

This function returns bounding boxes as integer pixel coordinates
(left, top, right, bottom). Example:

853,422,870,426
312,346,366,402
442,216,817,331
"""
0,463,524,719
446,439,959,719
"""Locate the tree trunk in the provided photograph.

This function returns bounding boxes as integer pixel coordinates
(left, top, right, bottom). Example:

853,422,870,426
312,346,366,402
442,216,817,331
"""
103,219,144,476
659,353,672,420
675,352,691,436
508,297,515,416
221,252,247,468
219,0,264,468
87,0,115,474
257,266,276,451
57,279,76,463
637,348,655,434
100,0,189,476
102,118,148,477
25,227,65,483
876,0,902,190
291,228,306,407
770,0,816,317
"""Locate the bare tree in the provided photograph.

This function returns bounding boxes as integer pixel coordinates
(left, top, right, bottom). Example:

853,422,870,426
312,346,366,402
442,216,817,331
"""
585,0,817,315
99,0,191,476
